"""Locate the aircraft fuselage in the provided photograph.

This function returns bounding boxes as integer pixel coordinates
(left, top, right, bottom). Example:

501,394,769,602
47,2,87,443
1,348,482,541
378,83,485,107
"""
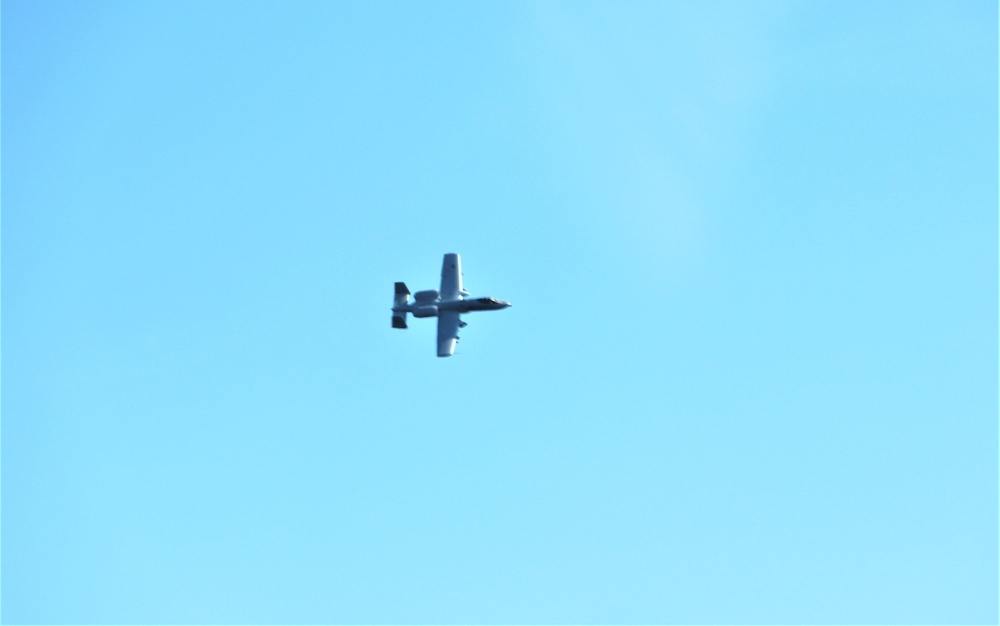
395,296,510,316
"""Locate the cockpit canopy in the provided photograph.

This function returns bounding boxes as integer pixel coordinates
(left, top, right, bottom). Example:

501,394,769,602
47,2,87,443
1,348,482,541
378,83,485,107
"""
476,297,502,305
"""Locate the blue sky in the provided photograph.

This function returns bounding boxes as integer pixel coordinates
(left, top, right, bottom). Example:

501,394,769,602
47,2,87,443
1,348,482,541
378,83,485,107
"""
2,1,996,623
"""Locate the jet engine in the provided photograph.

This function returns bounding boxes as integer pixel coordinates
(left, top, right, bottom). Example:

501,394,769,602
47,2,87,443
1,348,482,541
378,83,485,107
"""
412,305,438,318
413,289,440,303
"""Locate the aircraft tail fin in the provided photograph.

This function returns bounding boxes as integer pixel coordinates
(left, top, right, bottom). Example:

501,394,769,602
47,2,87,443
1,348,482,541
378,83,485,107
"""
392,282,409,329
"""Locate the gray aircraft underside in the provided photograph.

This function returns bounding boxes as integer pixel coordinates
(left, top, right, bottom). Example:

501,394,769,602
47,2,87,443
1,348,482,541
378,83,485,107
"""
392,253,511,357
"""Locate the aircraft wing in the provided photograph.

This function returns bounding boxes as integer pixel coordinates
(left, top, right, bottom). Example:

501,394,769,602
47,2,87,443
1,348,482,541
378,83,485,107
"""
440,253,463,300
437,310,461,357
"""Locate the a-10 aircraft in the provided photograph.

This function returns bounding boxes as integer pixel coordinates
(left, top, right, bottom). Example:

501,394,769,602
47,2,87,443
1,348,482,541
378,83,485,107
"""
392,253,511,357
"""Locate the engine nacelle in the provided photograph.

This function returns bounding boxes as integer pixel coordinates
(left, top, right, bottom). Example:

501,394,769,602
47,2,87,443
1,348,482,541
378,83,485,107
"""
413,289,440,304
412,305,438,318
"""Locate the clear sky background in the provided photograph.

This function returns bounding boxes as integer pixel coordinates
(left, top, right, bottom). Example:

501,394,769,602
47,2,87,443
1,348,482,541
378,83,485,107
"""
2,1,997,623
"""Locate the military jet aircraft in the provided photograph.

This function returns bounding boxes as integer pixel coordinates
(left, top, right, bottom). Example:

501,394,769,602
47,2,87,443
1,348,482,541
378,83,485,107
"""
392,253,511,357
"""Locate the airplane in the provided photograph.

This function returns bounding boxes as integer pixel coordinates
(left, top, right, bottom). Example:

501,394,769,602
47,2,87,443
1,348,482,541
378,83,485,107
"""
392,253,511,357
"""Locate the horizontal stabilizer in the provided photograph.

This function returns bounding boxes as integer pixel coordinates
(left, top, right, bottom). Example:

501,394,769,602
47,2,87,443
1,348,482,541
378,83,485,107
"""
392,282,410,328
